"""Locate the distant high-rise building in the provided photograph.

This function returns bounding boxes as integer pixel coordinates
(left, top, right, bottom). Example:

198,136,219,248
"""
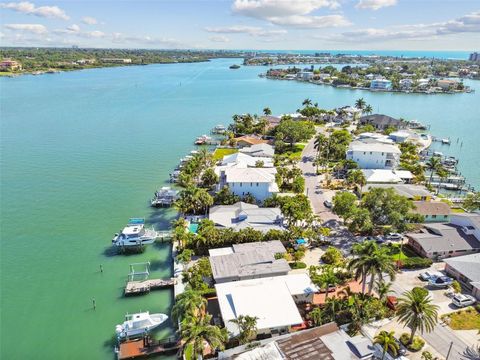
469,52,480,61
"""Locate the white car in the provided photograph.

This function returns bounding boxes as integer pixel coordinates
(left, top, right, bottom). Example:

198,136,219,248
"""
452,294,476,308
419,271,444,281
386,233,403,241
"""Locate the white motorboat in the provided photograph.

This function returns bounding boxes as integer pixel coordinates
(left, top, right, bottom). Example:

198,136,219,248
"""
115,312,168,339
112,218,157,247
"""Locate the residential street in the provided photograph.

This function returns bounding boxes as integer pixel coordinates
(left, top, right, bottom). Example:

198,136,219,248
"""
298,129,340,223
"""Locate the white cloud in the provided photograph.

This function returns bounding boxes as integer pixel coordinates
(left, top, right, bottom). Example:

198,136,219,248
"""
81,16,98,25
231,0,349,29
83,30,104,38
111,33,182,48
66,24,80,32
4,23,47,34
327,11,480,42
205,25,286,37
355,0,397,10
209,35,230,42
232,0,340,18
0,1,69,20
268,14,351,28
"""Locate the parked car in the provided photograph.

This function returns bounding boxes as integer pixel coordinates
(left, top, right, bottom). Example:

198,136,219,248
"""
375,236,386,244
452,294,476,308
419,270,444,281
429,275,454,288
323,200,333,208
386,233,403,241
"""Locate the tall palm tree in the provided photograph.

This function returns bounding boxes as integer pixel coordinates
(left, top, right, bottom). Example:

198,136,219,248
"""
179,313,228,360
229,315,258,345
355,98,366,109
397,287,439,344
348,241,378,294
425,156,441,185
374,330,399,360
172,289,207,324
263,107,272,116
346,169,367,198
364,247,396,294
364,104,373,115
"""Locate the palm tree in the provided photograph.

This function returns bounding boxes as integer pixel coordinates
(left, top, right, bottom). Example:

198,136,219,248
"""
176,249,193,268
374,330,399,360
397,287,439,344
172,289,207,324
346,169,367,198
179,313,228,360
302,98,312,106
229,315,258,344
263,107,272,116
375,280,393,302
312,265,340,300
347,241,378,294
364,247,396,294
355,98,366,109
364,104,373,115
425,156,441,185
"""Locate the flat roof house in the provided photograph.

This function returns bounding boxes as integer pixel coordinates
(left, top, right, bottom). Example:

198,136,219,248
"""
209,202,285,232
412,201,451,222
209,240,290,283
346,141,401,169
359,114,407,131
443,253,480,300
215,274,318,337
239,143,275,158
406,215,480,259
218,322,374,360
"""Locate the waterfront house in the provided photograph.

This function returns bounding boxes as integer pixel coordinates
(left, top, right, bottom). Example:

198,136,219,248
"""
297,71,314,80
209,240,290,284
0,58,22,71
208,202,285,232
218,322,374,360
215,274,318,337
437,79,459,91
101,58,132,63
399,78,413,89
220,152,274,168
221,167,278,202
443,253,480,300
412,201,451,222
370,79,392,90
361,169,406,184
346,140,401,169
359,114,407,130
406,214,480,259
234,135,269,148
362,184,432,200
357,133,394,144
388,130,411,143
239,143,275,158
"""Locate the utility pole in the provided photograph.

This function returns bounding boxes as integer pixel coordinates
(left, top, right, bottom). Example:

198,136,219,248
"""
445,341,453,360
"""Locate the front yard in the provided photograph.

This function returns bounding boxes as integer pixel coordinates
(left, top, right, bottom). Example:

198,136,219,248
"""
442,307,480,330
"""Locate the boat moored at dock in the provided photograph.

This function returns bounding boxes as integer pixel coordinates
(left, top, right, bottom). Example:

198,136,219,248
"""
115,312,168,340
150,187,178,207
112,218,157,248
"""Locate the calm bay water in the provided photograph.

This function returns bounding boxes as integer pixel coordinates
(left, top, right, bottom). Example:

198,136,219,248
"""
1,58,479,359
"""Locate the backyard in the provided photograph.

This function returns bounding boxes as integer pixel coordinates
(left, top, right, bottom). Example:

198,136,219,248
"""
212,148,238,161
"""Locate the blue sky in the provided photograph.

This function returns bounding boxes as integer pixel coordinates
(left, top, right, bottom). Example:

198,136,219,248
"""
1,0,479,50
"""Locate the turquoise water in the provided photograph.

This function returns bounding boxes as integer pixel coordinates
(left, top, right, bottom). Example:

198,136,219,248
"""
1,58,479,359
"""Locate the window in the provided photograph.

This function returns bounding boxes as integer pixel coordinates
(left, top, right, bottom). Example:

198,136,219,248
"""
256,183,259,186
250,182,253,187
370,152,372,155
432,215,437,219
240,182,242,187
382,152,384,155
363,152,366,155
444,215,448,218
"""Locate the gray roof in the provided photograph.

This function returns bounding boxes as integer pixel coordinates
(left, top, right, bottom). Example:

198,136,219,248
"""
451,213,480,228
443,253,480,283
210,240,289,282
407,223,480,253
359,114,407,128
239,143,275,158
209,202,285,233
362,184,432,199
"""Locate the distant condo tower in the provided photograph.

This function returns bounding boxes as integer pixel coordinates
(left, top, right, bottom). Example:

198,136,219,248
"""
469,52,480,61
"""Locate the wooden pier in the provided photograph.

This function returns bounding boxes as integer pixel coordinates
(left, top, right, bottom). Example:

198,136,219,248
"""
124,278,176,296
117,336,179,360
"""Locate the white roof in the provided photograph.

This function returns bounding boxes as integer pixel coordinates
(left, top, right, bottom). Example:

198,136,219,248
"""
221,152,274,168
362,169,403,183
225,167,277,183
394,170,414,179
349,141,401,154
215,275,305,336
208,247,234,257
235,342,283,360
389,130,411,138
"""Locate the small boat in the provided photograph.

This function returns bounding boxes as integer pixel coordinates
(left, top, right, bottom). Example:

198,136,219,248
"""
441,138,450,144
115,312,168,340
433,151,443,157
112,218,157,247
229,64,240,69
211,124,226,134
151,187,178,207
194,135,212,145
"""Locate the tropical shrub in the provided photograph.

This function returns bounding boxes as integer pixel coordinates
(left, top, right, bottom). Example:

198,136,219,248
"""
400,333,425,351
289,262,307,269
400,257,433,269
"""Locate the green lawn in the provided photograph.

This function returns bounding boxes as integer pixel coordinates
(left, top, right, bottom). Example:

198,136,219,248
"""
451,208,466,213
444,307,480,330
212,148,238,161
278,143,306,161
386,244,417,260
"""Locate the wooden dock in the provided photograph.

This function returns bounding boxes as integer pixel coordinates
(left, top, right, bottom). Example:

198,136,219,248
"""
117,336,179,360
125,278,176,296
